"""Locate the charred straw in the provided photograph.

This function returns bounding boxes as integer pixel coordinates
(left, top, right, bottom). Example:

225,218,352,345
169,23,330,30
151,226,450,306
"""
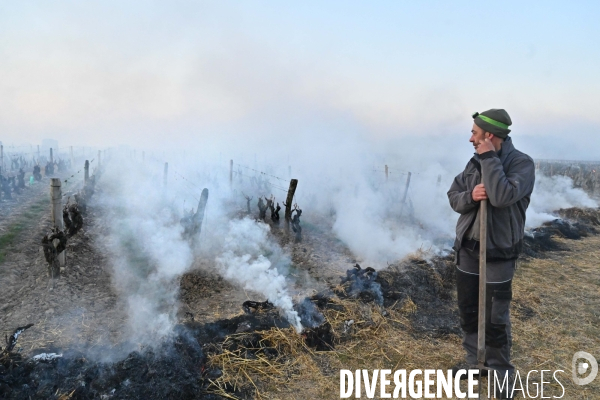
340,264,384,307
1,324,34,355
242,300,274,314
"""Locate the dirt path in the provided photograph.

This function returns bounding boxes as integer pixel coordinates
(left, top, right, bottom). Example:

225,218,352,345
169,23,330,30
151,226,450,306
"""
0,181,126,357
0,181,45,227
0,180,50,266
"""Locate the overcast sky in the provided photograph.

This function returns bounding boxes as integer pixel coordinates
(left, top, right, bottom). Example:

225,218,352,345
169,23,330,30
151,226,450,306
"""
1,1,599,159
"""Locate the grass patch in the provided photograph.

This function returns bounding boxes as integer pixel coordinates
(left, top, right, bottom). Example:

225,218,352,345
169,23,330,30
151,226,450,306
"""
0,198,49,264
0,223,25,263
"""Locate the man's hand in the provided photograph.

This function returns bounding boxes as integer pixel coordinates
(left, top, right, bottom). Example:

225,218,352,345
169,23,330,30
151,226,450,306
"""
476,137,495,154
472,183,488,202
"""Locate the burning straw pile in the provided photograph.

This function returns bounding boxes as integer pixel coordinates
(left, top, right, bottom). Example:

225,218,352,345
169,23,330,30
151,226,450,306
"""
523,207,600,257
206,328,307,399
204,254,460,399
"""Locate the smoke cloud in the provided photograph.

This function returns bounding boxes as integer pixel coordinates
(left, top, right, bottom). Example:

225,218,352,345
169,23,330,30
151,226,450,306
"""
99,160,194,348
95,156,307,348
215,218,302,332
526,174,598,229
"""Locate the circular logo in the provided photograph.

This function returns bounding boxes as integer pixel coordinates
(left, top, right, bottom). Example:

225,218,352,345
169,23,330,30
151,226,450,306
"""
572,351,598,386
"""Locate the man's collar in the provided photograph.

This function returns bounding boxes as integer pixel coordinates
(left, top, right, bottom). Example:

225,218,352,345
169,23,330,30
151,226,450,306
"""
499,136,515,160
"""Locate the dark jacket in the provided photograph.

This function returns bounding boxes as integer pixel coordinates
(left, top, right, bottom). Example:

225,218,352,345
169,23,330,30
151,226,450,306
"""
447,137,535,260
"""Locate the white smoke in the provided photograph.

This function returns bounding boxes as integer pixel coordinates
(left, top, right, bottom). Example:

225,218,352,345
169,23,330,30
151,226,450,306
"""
99,159,194,347
215,218,302,332
325,161,457,266
331,187,435,265
526,174,598,229
93,151,307,347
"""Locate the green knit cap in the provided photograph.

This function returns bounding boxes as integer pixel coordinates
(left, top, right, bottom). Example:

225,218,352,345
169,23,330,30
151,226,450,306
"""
472,109,512,138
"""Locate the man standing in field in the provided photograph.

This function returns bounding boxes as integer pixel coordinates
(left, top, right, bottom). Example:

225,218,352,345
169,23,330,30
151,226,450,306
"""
447,109,535,395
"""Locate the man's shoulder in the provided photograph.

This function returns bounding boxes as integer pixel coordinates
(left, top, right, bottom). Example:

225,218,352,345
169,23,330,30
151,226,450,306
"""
507,146,534,165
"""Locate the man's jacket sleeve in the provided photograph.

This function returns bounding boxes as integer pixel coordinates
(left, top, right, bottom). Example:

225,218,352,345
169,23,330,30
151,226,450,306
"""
480,152,535,208
447,170,477,214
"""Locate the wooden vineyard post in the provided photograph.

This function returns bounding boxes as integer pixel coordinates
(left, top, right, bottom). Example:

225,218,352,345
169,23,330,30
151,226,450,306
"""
164,162,168,188
51,178,66,272
401,172,412,205
193,188,209,238
284,179,298,228
385,165,389,181
50,148,53,164
84,160,89,184
398,171,413,218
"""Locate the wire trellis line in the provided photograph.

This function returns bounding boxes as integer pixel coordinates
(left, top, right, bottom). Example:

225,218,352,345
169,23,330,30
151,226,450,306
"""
172,177,202,202
63,168,84,184
232,171,289,194
171,169,205,193
234,163,288,183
